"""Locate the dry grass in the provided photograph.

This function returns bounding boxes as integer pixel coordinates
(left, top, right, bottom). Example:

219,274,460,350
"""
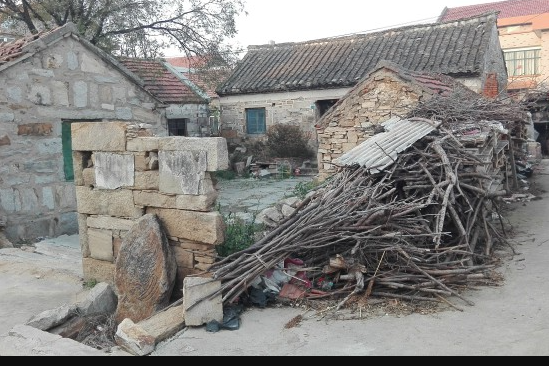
75,314,118,350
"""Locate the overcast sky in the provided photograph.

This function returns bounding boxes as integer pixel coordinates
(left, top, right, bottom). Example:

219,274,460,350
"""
164,0,501,57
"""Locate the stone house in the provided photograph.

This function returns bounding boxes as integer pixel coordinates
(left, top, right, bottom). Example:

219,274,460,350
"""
119,58,213,137
0,23,170,244
215,13,507,151
315,61,482,180
165,55,236,136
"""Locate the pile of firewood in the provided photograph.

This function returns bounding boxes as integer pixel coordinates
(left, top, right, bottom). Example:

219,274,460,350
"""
190,92,528,310
204,127,512,308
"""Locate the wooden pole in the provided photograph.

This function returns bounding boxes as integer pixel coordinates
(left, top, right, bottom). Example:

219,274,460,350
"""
508,139,519,190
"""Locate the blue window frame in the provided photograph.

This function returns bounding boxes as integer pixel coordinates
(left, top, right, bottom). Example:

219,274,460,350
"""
246,108,266,134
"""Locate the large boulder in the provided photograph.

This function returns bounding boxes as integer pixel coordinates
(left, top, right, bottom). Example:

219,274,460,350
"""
114,214,177,324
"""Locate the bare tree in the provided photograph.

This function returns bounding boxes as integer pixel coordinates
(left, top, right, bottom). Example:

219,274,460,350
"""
0,0,246,61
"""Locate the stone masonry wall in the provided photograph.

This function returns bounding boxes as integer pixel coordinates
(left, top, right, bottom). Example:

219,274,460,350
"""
316,75,426,180
0,35,164,243
218,89,349,148
73,122,229,296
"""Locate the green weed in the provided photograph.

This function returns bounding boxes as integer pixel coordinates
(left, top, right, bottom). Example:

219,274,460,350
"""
217,212,264,258
292,180,320,199
83,278,98,290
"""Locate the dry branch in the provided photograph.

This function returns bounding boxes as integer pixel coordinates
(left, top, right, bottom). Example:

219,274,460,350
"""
197,129,511,309
191,94,527,312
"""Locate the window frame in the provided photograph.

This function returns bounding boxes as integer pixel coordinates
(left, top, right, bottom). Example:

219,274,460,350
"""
167,118,189,136
504,47,541,77
61,119,101,182
246,108,267,135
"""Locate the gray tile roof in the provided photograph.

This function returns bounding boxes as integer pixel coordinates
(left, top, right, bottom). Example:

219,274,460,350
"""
217,13,498,96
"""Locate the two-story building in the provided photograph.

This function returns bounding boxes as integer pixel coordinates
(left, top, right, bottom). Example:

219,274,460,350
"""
439,0,549,93
439,0,549,153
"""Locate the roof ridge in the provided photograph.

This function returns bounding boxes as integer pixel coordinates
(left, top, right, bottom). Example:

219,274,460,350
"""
247,12,497,50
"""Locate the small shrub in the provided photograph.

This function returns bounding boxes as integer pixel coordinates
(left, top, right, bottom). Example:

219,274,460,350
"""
277,161,293,179
266,125,314,159
217,213,263,257
292,180,321,199
83,278,98,290
214,170,237,180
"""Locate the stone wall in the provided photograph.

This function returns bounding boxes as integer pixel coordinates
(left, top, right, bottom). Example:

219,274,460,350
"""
218,88,349,148
72,122,229,296
316,73,426,180
0,35,165,243
165,104,210,137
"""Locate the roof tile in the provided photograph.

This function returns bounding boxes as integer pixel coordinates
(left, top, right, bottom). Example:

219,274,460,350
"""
0,31,45,64
217,14,498,96
119,58,207,104
439,0,549,21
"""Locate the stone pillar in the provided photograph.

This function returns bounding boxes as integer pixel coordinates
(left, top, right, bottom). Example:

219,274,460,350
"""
72,121,229,298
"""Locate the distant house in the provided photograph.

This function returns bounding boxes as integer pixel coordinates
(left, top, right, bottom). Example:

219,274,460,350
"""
439,0,549,94
316,61,480,179
164,56,225,101
119,57,212,137
440,0,549,153
0,23,168,244
165,55,234,135
216,13,507,151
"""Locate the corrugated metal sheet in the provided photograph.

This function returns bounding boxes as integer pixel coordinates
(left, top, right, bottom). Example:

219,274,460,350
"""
334,118,440,173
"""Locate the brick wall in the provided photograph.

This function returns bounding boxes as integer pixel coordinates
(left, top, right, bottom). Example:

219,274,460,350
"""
72,122,229,294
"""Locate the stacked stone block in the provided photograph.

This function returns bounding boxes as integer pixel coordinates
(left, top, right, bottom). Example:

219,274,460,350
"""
72,121,229,294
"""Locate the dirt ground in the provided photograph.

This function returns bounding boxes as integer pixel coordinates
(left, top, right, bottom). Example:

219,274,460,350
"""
1,162,549,356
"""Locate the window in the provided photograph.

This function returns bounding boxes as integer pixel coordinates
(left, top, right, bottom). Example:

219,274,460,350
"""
505,48,541,77
246,108,266,134
168,119,188,136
